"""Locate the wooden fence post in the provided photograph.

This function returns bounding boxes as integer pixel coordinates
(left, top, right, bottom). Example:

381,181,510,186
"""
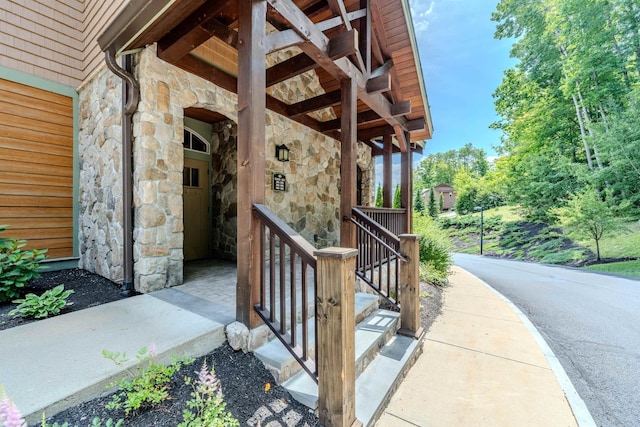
398,234,423,338
315,247,362,427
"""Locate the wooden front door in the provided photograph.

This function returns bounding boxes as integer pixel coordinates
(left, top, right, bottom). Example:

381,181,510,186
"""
183,158,209,261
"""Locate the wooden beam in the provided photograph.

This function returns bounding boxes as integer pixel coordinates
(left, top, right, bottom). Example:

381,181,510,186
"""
340,78,357,249
237,0,266,329
266,9,367,54
370,59,393,78
365,73,391,94
268,0,413,134
383,133,392,208
320,110,380,132
174,54,322,132
393,123,408,152
400,138,412,231
201,19,239,47
287,89,342,117
407,118,426,132
157,0,233,62
266,53,317,87
357,125,393,141
390,100,411,116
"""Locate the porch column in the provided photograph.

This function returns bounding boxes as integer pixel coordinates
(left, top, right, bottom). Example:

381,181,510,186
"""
400,136,412,233
340,77,357,248
237,0,266,328
382,133,392,208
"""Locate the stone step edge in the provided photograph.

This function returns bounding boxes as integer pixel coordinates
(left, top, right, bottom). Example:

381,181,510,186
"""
282,333,424,427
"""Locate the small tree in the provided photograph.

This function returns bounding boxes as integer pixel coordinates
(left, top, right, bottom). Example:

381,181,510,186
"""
393,184,402,208
439,193,444,211
428,187,438,219
414,189,425,215
556,189,617,261
375,184,383,207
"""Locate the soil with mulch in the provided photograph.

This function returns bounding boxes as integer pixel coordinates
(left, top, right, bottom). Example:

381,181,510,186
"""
0,268,126,331
1,268,443,427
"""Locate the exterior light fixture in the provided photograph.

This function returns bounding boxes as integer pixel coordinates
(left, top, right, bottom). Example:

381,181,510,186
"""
275,144,290,162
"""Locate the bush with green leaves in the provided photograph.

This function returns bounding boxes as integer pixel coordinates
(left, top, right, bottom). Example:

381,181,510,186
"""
179,361,239,427
103,346,194,415
414,216,452,286
0,225,47,302
9,285,73,319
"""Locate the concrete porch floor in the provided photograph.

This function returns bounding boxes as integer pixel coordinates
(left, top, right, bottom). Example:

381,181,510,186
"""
151,258,238,326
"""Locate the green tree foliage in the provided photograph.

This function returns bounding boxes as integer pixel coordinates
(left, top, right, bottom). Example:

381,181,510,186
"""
375,184,383,208
439,193,444,211
555,188,617,261
414,143,489,191
428,188,438,219
414,189,425,215
492,0,640,219
393,184,401,208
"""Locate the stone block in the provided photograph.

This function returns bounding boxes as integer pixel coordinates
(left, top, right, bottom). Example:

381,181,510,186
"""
226,322,250,353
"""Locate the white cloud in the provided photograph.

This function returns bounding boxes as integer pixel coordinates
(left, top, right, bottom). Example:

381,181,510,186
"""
409,0,435,34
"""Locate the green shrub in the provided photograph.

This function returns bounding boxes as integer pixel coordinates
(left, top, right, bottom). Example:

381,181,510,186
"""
0,225,47,302
9,285,74,319
415,217,452,286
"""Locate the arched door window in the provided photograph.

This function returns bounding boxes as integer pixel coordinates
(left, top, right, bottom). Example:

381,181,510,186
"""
183,127,210,154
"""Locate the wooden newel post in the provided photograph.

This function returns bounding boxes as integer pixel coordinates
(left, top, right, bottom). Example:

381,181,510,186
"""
315,247,362,427
398,234,423,338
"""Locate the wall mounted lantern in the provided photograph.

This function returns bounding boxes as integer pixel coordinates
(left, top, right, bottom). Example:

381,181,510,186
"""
275,144,290,162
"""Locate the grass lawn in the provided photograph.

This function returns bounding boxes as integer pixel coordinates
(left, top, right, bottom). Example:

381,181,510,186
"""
584,260,640,279
573,220,640,259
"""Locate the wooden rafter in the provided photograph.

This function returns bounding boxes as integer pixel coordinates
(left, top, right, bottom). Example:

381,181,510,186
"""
286,89,342,117
266,0,413,144
157,0,234,62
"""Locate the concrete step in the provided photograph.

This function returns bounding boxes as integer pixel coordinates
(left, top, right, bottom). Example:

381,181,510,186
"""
254,292,379,382
282,332,423,427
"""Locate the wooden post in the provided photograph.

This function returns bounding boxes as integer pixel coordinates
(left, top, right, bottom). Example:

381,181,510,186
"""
237,0,266,328
398,234,423,339
340,77,357,248
400,139,412,233
315,247,362,427
382,133,392,208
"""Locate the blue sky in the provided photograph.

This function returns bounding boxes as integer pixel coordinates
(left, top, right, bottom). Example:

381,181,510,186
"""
409,0,517,158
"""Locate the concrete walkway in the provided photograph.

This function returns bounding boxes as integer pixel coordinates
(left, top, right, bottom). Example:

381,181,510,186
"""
377,266,585,427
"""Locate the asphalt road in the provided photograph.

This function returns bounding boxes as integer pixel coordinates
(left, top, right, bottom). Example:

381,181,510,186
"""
454,254,640,427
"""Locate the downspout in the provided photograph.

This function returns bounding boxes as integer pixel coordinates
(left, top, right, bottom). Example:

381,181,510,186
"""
105,49,139,297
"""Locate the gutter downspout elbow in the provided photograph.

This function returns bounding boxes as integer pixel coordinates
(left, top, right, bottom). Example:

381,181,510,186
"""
105,49,139,296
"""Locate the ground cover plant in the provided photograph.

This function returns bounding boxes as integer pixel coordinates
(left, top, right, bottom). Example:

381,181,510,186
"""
0,225,47,303
9,285,74,319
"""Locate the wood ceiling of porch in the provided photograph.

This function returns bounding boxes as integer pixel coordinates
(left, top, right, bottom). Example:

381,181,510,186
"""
107,0,432,156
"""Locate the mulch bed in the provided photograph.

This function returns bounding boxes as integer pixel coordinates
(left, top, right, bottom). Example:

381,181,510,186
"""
1,268,443,426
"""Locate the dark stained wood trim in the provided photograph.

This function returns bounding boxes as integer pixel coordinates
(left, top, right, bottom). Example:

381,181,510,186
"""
287,89,342,117
365,73,391,94
400,135,411,232
173,54,322,132
357,125,393,141
320,109,380,132
340,77,357,248
237,0,266,328
157,0,234,62
383,133,392,208
267,53,317,87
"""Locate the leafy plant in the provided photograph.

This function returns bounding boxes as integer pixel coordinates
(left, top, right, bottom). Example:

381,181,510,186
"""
9,285,74,319
0,225,47,302
179,361,239,427
414,216,452,286
103,346,194,415
41,416,123,427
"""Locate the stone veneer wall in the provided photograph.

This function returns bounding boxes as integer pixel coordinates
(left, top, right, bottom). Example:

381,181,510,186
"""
78,45,374,292
78,68,125,281
210,119,238,260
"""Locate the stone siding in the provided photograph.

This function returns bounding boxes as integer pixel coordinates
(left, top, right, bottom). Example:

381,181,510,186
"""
78,45,374,292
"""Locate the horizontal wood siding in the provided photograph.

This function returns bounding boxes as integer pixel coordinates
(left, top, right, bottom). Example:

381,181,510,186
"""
81,0,128,79
0,78,74,259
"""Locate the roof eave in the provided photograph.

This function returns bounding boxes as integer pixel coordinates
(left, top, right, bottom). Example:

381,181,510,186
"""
97,0,175,53
401,0,434,142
